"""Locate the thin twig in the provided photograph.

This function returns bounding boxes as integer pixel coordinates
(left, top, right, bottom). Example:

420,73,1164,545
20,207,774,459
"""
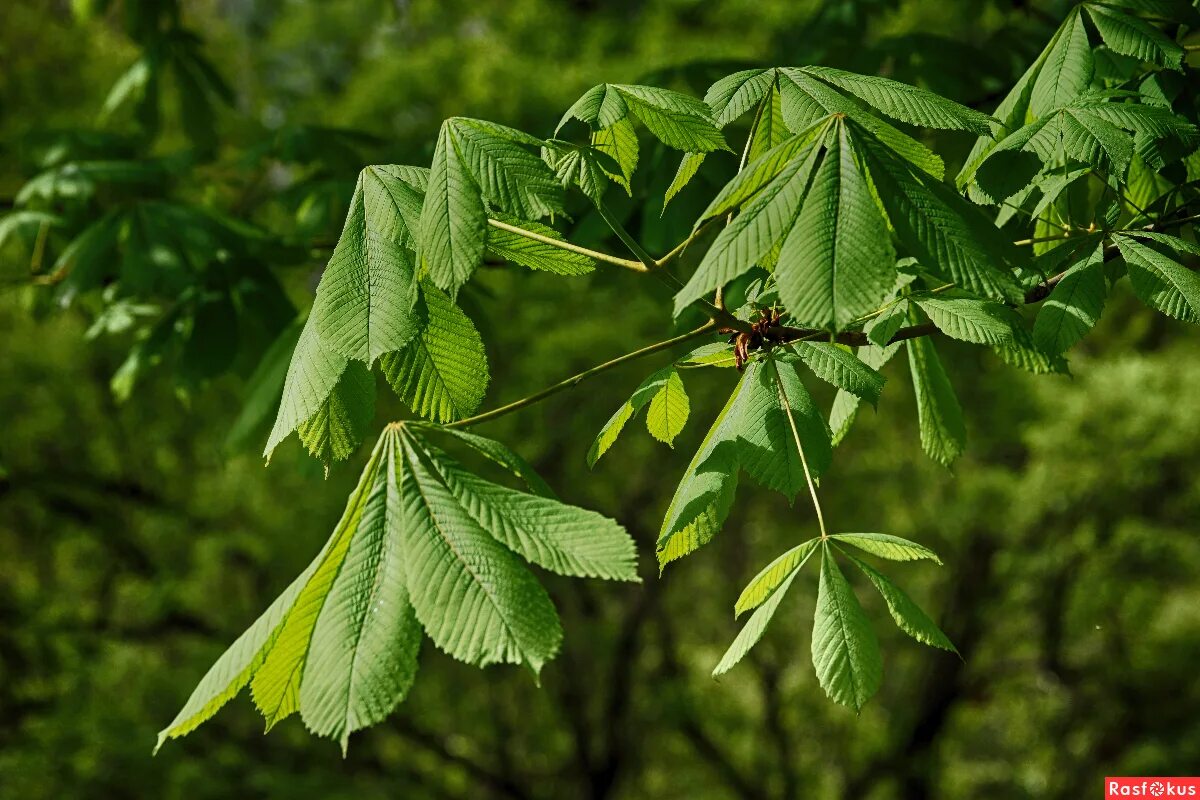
773,364,827,539
445,323,717,429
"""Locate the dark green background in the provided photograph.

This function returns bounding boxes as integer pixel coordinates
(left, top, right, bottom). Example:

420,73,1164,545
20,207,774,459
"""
3,2,1199,797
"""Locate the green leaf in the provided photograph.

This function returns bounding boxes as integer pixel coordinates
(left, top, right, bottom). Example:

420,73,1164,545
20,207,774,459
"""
865,301,909,347
1086,3,1184,70
420,122,487,294
704,68,775,127
811,545,882,711
164,426,637,748
296,360,375,467
800,66,994,134
381,283,489,423
915,292,1020,346
747,84,789,163
829,532,943,564
789,342,886,406
486,216,595,276
543,142,609,205
421,426,555,498
397,435,562,673
657,371,747,568
1029,9,1094,118
416,436,638,582
776,122,896,330
1115,235,1200,322
645,369,690,446
843,553,956,652
587,367,674,467
697,128,822,225
1033,241,1107,354
856,127,1022,303
664,151,706,209
447,118,563,219
734,538,819,616
829,342,901,446
712,565,800,678
592,118,640,194
250,439,394,731
266,318,354,460
674,144,822,315
738,356,833,499
676,342,738,368
906,335,966,467
613,84,729,153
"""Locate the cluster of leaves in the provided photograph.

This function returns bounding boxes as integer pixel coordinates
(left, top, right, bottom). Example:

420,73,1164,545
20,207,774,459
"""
9,0,1200,749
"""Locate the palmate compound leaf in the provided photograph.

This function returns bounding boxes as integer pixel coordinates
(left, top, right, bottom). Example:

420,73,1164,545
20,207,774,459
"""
310,166,426,364
420,118,564,294
811,543,882,711
265,315,377,465
1084,2,1185,70
380,282,489,424
657,355,831,569
159,424,637,752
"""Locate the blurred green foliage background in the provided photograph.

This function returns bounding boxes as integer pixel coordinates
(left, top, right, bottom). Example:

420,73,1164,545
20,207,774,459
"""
3,1,1199,798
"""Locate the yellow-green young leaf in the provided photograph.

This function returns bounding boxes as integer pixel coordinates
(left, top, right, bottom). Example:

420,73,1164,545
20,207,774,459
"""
310,166,425,363
296,360,375,467
676,342,738,368
776,122,896,331
250,439,391,730
397,436,562,673
829,532,943,564
587,367,673,467
811,545,882,711
843,553,956,653
906,335,966,467
645,369,690,446
155,566,314,751
713,566,801,678
486,215,594,276
381,283,489,423
734,538,819,616
592,118,639,193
